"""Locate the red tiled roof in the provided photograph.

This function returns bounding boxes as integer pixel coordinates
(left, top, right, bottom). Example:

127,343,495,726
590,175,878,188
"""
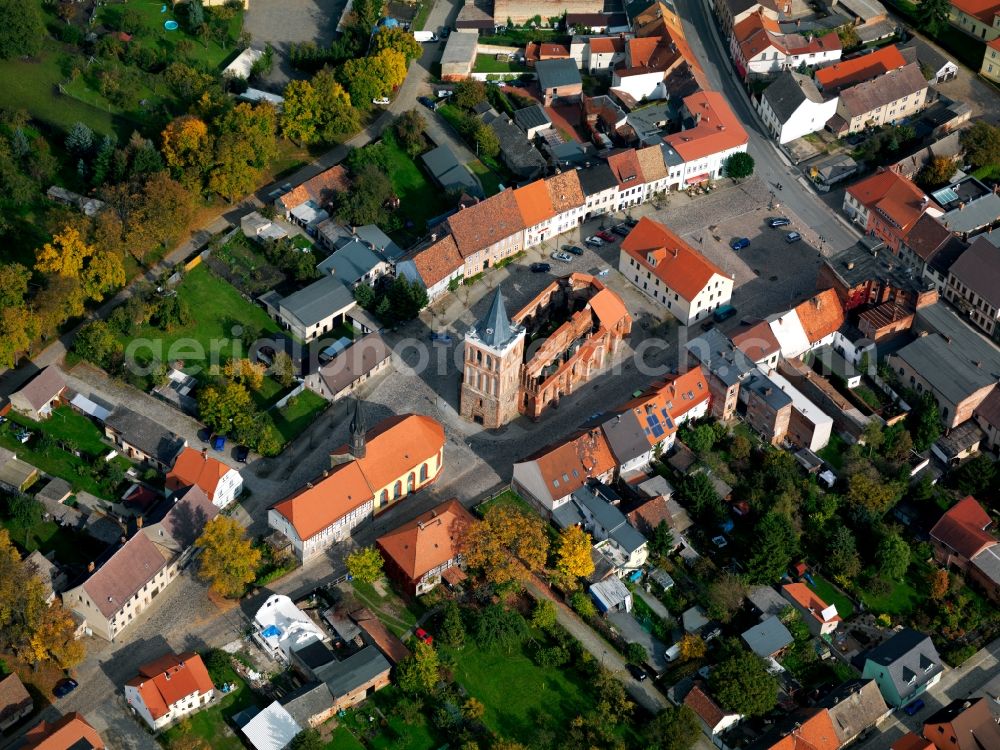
793,289,845,344
406,235,463,288
847,168,939,237
733,321,781,360
769,710,840,750
446,190,526,258
734,10,783,60
522,429,618,497
376,498,474,581
514,179,556,227
951,0,1000,23
587,286,630,330
0,673,31,722
606,149,643,190
815,45,906,91
786,32,841,55
22,713,105,750
622,366,711,446
990,36,1000,51
126,652,213,720
782,583,842,624
526,42,571,61
891,733,935,750
589,36,626,54
684,682,727,728
277,166,350,212
621,216,727,301
166,447,233,502
663,91,748,162
545,170,585,213
931,495,996,560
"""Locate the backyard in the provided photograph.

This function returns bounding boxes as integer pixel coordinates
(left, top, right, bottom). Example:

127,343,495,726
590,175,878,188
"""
159,665,262,750
337,686,439,750
475,488,536,518
8,406,107,455
473,53,525,74
0,514,107,566
381,135,450,243
350,579,424,638
808,573,855,619
269,389,329,445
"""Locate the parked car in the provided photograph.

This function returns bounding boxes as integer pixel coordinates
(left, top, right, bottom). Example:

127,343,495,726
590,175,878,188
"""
904,699,925,716
624,217,638,228
612,224,631,237
551,251,573,263
415,628,434,645
212,435,226,451
430,332,452,344
372,97,391,105
198,428,212,442
626,664,647,681
585,236,603,247
767,217,791,228
530,262,551,273
53,679,78,698
418,96,437,110
235,445,250,463
785,231,802,243
730,237,750,251
562,244,584,255
596,230,616,242
713,304,737,323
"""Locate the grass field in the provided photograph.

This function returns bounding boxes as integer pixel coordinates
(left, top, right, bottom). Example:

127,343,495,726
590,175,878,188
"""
121,264,283,367
339,687,439,750
817,433,849,471
468,159,505,196
474,53,524,73
159,668,262,750
476,489,536,518
382,136,449,236
8,406,107,455
325,727,367,750
0,516,107,565
271,389,328,444
809,574,855,619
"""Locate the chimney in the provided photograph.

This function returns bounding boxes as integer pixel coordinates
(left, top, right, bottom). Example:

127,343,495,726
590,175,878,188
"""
137,515,144,529
202,447,208,460
88,561,95,573
847,261,855,270
959,201,965,211
430,233,437,242
694,112,702,125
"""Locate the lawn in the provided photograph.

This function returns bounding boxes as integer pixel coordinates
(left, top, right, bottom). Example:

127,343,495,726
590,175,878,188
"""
473,53,524,73
121,264,283,368
411,0,433,30
479,29,570,46
809,574,855,619
476,489,537,518
381,136,449,237
468,159,505,196
444,639,591,744
160,670,262,750
8,406,107,455
325,726,366,750
817,432,849,472
351,579,424,638
857,574,924,616
271,389,329,444
339,686,439,750
0,516,107,566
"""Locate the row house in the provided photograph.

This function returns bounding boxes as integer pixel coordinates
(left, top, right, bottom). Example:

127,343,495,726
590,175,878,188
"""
843,167,942,253
715,0,781,36
815,44,907,94
448,189,527,276
944,236,1000,340
663,91,750,188
897,212,969,292
756,70,839,144
513,169,588,248
570,34,628,74
607,148,646,209
730,10,841,80
827,63,929,136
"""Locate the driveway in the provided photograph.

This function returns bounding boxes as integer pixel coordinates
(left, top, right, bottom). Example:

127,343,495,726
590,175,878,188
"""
607,609,670,674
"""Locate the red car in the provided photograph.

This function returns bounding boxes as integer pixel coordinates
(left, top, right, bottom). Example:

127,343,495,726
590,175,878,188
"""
415,628,433,645
596,230,616,243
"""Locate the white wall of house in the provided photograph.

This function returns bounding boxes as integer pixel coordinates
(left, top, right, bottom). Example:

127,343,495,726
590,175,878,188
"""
125,683,214,731
757,95,838,144
949,7,1000,42
619,250,734,325
585,185,618,217
611,71,668,101
212,469,243,508
268,500,375,563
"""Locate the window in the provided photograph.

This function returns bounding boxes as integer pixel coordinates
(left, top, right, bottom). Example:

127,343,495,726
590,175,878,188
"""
420,463,428,482
393,481,402,499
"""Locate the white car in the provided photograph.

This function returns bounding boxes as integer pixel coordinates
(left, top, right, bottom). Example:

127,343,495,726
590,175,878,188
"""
372,97,391,105
585,236,603,247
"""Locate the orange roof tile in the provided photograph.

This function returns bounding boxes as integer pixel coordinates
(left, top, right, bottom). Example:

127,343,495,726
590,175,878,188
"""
734,11,783,61
624,366,711,445
891,732,935,750
684,682,728,727
733,321,781,361
277,166,350,212
545,170,585,213
815,45,906,91
126,652,213,720
621,216,727,301
589,36,626,54
769,710,840,750
376,498,474,581
587,286,630,329
663,91,748,162
166,447,233,501
783,583,842,624
607,149,643,190
931,495,996,560
951,0,1000,23
847,168,938,237
514,180,556,227
636,144,668,183
22,713,105,750
524,429,618,496
526,42,571,61
332,414,445,493
447,189,526,258
270,460,374,541
406,235,463,288
793,289,845,344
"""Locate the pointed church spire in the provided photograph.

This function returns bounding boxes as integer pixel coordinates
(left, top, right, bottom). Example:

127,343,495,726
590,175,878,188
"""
349,398,367,459
476,286,514,348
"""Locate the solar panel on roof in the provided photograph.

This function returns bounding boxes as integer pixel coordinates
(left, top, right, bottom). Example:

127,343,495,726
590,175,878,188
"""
665,417,674,429
651,424,665,438
647,415,657,426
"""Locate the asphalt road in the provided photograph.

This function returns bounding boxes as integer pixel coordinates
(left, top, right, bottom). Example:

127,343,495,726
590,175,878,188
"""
673,0,861,256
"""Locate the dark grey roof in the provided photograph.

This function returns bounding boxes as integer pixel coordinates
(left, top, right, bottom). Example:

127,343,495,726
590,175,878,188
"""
475,287,515,348
316,239,384,285
514,104,552,133
573,484,647,554
488,115,547,179
547,140,597,167
823,238,935,295
353,224,404,262
741,615,794,658
900,38,954,75
280,681,333,727
601,412,652,464
421,144,482,197
927,236,970,277
747,586,790,618
933,420,986,459
316,646,390,697
863,628,942,699
278,275,356,328
687,329,756,387
762,71,827,123
105,406,186,466
294,639,338,670
942,194,1000,236
744,368,794,411
535,59,582,91
577,163,618,195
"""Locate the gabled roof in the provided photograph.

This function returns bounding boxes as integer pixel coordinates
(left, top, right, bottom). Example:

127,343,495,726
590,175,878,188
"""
923,697,1000,750
621,216,727,301
948,237,1000,311
823,679,890,745
684,681,731,729
975,386,1000,429
515,429,617,505
350,607,411,664
166,447,235,500
545,170,585,212
904,212,953,261
636,144,668,182
22,713,105,750
815,45,906,91
317,645,390,697
535,58,582,90
589,36,626,54
317,332,392,396
762,71,828,123
664,91,749,162
403,235,463,288
688,328,757,386
838,64,928,119
0,673,30,721
950,0,1000,23
105,407,187,466
931,495,996,560
863,628,942,697
891,733,934,750
513,103,552,133
126,652,213,720
377,498,474,582
732,321,782,363
514,179,556,228
847,168,938,237
769,710,840,750
782,583,841,625
606,149,643,190
792,289,845,344
79,531,171,618
277,166,350,212
316,238,387,285
742,614,794,657
278,275,356,328
11,366,65,412
620,367,712,446
578,163,619,195
446,189,527,257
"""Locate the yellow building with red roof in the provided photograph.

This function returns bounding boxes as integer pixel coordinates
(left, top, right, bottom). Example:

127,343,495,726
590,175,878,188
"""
124,651,215,731
166,446,243,509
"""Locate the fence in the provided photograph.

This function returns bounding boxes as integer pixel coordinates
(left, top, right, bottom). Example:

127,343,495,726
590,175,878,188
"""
270,382,305,410
475,44,522,55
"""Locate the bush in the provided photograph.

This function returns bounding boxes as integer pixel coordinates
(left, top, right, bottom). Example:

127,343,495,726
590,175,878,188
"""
203,649,231,684
570,591,597,619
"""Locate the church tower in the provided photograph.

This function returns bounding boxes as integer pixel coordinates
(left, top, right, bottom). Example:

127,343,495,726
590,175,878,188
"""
460,287,526,428
349,397,366,459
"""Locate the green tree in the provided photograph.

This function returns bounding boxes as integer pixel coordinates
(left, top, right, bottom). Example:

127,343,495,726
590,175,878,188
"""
346,545,383,583
646,705,701,750
530,598,557,631
951,454,997,497
907,391,943,451
826,525,862,581
627,642,648,665
312,68,360,141
915,0,950,33
65,122,94,157
649,520,675,557
681,473,725,525
209,102,277,201
393,110,427,156
337,163,395,226
280,79,320,143
747,512,798,583
709,649,779,716
0,0,44,60
476,603,527,653
7,494,41,546
724,152,755,180
916,156,956,190
197,380,253,433
960,120,1000,171
876,529,911,581
386,274,429,322
438,600,466,648
683,424,716,454
185,0,206,30
473,121,500,159
74,320,123,369
353,283,375,309
847,471,900,517
706,572,747,623
271,351,296,388
730,433,751,461
0,263,31,309
570,591,596,619
453,80,487,109
397,640,439,693
339,55,389,104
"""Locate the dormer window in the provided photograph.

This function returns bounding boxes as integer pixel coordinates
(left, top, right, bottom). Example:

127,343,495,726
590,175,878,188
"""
647,253,657,266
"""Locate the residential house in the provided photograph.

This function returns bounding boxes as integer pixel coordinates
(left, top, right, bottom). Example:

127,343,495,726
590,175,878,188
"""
623,477,680,535
252,594,327,662
611,34,686,102
730,11,841,80
815,44,908,94
241,211,288,243
64,486,219,640
9,367,66,421
525,41,571,67
26,550,66,603
440,31,478,80
481,112,548,180
536,58,584,105
767,371,833,451
687,328,757,419
396,234,465,302
305,332,392,402
933,176,1000,240
892,734,935,750
636,144,670,196
732,321,782,371
512,429,618,517
974,386,1000,451
514,179,558,248
579,162,620,219
314,226,399,288
747,585,792,619
663,91,750,188
949,0,1000,43
276,166,350,229
898,212,968,292
377,498,475,595
577,35,627,74
567,11,630,32
900,38,958,82
887,302,1000,428
944,236,1000,340
922,696,1000,750
782,582,841,635
893,131,963,180
741,614,794,658
589,576,632,612
311,646,390,713
683,680,742,738
607,148,646,209
421,144,482,197
767,710,840,750
261,275,356,343
619,216,734,325
444,188,527,276
544,169,587,235
21,713,105,750
513,104,553,139
715,0,780,35
104,406,186,473
553,482,649,575
821,679,891,746
756,70,838,144
124,651,215,731
269,409,446,561
240,701,302,750
930,496,1000,601
742,368,794,444
827,63,929,136
0,447,39,493
166,447,242,508
981,37,1000,84
843,168,942,253
860,628,943,708
0,673,32,731
350,608,410,665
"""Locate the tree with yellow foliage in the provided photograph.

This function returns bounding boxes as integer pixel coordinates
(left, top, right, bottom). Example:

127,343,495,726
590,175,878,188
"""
195,516,261,598
35,226,93,278
678,633,706,661
460,504,549,587
161,115,212,190
554,525,595,583
223,358,265,391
